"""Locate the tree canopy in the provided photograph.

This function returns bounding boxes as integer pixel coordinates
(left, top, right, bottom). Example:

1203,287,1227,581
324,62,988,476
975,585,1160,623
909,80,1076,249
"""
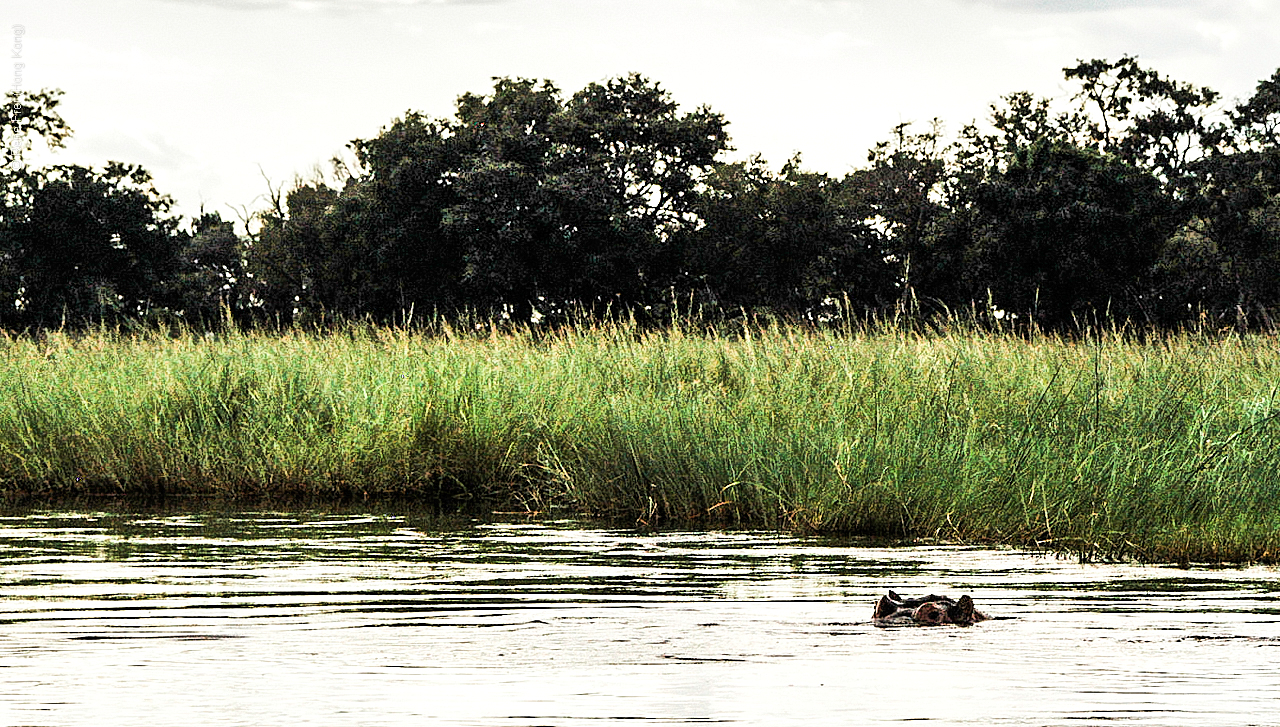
4,60,1280,332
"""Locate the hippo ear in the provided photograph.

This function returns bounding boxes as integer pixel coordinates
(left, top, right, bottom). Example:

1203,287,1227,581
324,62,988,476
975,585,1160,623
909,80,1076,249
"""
874,595,898,619
952,595,976,625
887,590,901,601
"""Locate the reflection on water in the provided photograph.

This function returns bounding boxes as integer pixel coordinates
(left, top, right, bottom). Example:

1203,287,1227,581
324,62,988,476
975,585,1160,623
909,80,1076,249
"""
1,508,1278,726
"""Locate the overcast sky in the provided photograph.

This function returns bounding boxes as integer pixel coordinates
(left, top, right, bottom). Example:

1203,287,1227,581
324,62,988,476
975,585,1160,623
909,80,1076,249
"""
6,0,1279,224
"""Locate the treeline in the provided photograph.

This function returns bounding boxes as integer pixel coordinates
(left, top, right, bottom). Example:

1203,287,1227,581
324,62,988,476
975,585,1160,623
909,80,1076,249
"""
2,57,1279,332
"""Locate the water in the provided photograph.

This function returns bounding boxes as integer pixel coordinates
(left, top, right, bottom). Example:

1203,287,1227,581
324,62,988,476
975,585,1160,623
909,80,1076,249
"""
1,509,1278,726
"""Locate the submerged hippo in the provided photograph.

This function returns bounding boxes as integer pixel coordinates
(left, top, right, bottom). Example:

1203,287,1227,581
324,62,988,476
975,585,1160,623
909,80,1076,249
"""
873,590,990,626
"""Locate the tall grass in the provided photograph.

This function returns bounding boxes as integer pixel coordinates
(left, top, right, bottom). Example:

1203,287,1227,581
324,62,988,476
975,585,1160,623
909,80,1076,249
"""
1,319,1278,563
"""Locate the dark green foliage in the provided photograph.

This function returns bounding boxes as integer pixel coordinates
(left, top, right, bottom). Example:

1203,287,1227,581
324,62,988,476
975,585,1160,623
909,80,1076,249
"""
680,156,894,314
1,89,72,171
548,73,729,311
7,60,1280,333
0,89,221,330
1232,69,1280,149
443,78,564,316
0,163,184,329
248,181,349,318
1146,72,1280,328
965,141,1178,327
165,212,246,325
245,74,731,325
1160,148,1280,326
847,122,952,306
1063,55,1224,186
343,112,464,315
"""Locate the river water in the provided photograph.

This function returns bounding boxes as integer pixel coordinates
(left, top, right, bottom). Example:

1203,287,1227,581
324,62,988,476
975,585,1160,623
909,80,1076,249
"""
0,509,1277,726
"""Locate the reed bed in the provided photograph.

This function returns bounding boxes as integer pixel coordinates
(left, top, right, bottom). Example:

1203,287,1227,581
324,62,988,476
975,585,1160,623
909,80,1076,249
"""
1,319,1278,563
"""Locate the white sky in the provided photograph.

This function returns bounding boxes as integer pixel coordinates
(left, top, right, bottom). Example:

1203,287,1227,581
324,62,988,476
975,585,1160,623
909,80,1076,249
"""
5,0,1279,225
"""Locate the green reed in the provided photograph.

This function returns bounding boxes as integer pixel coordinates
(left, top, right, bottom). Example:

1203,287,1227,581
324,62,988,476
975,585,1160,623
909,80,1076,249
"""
1,319,1278,563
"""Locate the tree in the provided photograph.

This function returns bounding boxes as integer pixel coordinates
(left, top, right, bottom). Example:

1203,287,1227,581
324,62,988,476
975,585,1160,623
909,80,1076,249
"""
0,163,184,328
553,73,729,231
936,64,1223,325
954,92,1087,182
2,89,72,174
1232,68,1280,150
681,156,892,315
0,88,194,330
244,179,342,321
438,74,731,317
1064,55,1224,188
967,140,1178,327
846,121,952,306
441,78,565,317
164,211,247,325
345,111,463,317
1155,68,1280,326
547,73,731,312
248,74,733,324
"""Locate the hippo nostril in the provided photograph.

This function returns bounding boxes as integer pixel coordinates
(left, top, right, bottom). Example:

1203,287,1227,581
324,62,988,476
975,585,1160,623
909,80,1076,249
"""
913,602,945,625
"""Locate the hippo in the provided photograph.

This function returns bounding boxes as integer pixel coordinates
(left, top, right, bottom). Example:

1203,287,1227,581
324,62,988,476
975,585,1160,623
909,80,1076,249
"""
873,590,990,626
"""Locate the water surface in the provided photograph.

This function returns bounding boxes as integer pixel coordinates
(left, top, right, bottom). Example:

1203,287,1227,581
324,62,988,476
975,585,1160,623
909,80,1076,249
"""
1,509,1277,726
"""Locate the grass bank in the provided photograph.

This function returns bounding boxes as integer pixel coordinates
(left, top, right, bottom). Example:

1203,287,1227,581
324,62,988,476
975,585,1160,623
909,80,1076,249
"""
2,320,1278,563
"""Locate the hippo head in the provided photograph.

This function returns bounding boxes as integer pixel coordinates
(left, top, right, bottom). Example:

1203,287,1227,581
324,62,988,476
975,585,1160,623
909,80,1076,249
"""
873,591,989,626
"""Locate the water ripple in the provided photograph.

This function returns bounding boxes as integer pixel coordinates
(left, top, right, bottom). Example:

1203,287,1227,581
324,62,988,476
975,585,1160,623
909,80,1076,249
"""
1,509,1278,726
